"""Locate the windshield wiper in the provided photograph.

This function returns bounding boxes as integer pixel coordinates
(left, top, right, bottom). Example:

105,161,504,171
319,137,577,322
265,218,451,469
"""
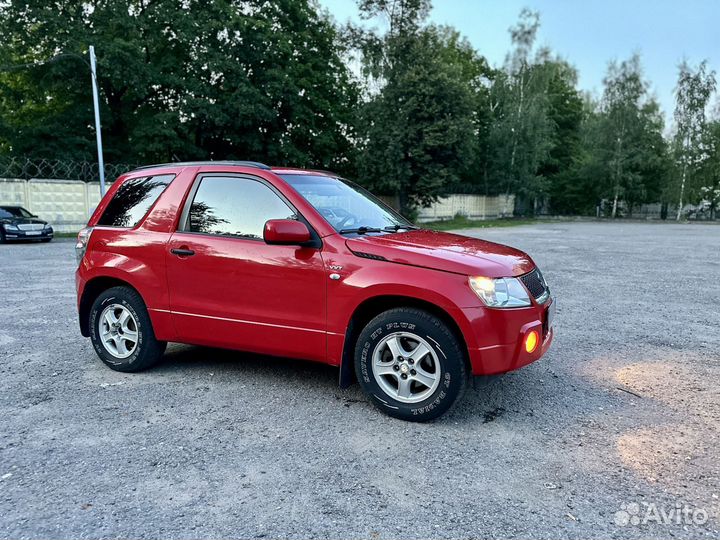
339,226,383,235
383,224,420,232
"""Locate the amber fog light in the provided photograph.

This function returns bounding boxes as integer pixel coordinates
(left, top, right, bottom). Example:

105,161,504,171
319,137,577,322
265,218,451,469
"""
525,330,539,353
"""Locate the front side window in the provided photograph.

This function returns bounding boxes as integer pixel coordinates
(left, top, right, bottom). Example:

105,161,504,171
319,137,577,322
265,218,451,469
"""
98,174,174,228
187,176,295,239
279,174,412,233
0,206,33,218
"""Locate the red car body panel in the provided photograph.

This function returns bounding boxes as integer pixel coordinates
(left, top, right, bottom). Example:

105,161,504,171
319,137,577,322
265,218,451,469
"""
164,232,327,360
345,230,535,278
76,163,554,378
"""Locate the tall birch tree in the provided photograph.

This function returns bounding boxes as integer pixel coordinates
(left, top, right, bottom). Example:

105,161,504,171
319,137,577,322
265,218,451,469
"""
672,60,716,220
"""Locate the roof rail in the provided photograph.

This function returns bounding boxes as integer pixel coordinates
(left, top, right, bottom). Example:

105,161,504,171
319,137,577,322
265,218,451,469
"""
131,160,271,172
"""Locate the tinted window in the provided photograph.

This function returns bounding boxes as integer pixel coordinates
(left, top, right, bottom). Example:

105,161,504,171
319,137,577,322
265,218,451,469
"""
0,206,32,218
98,175,174,227
0,208,14,219
187,176,295,239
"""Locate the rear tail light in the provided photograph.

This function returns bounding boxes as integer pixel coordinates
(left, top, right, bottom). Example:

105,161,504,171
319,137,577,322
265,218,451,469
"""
75,227,94,265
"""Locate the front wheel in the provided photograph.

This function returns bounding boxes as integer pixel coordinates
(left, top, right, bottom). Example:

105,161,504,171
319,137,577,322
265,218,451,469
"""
354,308,469,422
89,286,166,372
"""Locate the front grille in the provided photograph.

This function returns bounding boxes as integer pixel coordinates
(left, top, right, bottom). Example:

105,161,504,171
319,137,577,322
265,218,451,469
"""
18,223,44,231
519,268,548,301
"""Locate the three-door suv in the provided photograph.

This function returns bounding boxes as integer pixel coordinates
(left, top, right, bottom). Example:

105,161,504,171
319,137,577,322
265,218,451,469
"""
76,161,554,421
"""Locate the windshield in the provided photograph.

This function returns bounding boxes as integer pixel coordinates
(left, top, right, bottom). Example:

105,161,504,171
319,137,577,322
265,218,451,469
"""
280,174,413,233
0,206,32,218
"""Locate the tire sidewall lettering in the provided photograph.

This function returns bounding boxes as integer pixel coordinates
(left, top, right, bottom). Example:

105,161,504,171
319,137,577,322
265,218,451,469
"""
91,294,143,366
356,313,462,420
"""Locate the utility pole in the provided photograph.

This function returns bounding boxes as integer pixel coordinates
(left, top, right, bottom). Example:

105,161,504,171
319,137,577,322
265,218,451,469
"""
89,46,106,196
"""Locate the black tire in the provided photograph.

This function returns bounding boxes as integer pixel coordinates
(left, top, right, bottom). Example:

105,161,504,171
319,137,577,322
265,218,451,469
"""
354,307,469,422
0,230,5,244
41,238,51,243
89,286,166,372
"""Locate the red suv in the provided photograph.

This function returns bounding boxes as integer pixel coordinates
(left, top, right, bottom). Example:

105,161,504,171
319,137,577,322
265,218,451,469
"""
76,162,554,421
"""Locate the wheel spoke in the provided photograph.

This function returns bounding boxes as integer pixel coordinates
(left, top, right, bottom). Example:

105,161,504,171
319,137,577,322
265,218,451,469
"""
384,335,404,360
397,377,412,399
120,319,135,334
121,332,138,345
103,311,117,327
118,309,131,326
115,337,128,356
374,362,397,377
412,365,437,389
409,342,430,363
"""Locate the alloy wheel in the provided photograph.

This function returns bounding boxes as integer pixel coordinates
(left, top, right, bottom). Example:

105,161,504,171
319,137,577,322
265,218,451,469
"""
99,304,139,359
371,332,441,403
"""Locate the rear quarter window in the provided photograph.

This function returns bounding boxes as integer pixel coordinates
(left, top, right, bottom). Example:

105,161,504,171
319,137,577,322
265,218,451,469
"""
97,174,175,228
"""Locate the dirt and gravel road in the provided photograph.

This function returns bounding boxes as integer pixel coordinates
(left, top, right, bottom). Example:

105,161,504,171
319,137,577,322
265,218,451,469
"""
0,222,718,539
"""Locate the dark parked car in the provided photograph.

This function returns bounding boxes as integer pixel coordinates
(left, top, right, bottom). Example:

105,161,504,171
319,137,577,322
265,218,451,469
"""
0,206,54,243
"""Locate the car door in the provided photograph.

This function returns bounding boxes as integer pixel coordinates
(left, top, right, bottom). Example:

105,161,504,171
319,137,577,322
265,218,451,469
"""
165,173,327,362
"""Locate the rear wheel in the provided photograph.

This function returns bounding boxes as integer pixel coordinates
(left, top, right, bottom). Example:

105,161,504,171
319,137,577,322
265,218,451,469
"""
354,307,468,422
89,286,166,372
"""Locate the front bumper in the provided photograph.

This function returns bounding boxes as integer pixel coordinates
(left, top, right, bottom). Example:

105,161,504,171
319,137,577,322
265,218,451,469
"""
3,228,53,240
463,297,555,375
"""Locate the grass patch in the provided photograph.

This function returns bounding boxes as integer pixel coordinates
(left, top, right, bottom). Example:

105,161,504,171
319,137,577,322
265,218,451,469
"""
423,217,540,231
55,232,79,238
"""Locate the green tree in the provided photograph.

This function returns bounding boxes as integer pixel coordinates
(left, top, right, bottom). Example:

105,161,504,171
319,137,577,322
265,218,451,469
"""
538,60,584,214
485,9,554,213
0,0,357,171
353,1,476,215
697,117,720,219
595,54,664,218
179,0,359,171
671,60,717,220
548,95,605,215
564,55,671,218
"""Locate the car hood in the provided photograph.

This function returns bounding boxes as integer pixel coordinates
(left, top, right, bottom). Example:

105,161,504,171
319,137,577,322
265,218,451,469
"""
1,217,47,225
345,229,534,278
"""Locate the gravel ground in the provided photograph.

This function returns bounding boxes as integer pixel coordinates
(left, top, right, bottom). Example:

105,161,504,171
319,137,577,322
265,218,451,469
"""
0,222,718,539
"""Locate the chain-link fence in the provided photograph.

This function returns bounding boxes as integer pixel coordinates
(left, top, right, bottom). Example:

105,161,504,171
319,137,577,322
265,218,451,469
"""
0,157,137,182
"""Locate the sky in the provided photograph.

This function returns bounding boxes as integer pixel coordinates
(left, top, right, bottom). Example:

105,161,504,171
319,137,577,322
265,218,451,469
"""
318,0,720,126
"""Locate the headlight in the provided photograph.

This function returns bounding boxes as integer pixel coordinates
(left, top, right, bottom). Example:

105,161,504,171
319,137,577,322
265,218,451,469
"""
3,223,19,231
469,276,532,308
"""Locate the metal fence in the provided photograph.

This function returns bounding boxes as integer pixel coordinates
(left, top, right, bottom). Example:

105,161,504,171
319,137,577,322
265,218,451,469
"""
0,177,515,232
0,157,520,231
0,157,136,183
0,178,110,232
